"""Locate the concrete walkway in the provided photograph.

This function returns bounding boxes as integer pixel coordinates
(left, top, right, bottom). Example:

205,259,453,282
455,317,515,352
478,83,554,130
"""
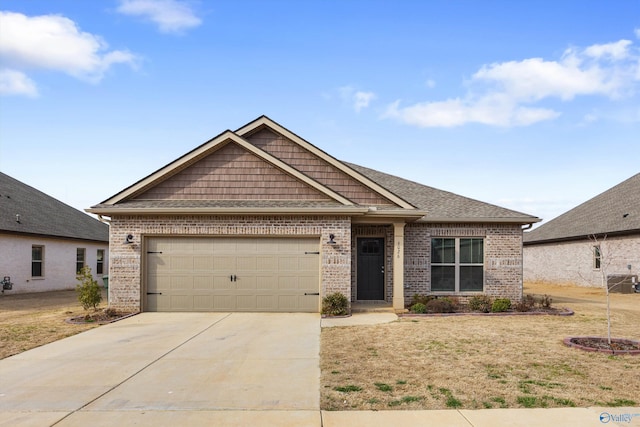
1,312,638,426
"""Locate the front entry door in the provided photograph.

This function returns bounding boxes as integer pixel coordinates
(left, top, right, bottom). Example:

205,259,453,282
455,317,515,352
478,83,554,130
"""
357,238,385,300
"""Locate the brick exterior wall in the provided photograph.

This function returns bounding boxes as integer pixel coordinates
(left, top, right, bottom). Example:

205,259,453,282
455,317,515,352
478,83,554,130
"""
523,234,640,287
108,215,351,311
354,222,524,306
109,216,525,311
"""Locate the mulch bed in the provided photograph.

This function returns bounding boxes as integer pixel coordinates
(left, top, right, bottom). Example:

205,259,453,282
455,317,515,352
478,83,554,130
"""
66,309,138,325
564,336,640,355
401,307,574,317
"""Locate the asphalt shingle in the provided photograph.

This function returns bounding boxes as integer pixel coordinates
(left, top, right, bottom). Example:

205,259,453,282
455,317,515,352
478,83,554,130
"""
524,172,640,244
0,172,108,242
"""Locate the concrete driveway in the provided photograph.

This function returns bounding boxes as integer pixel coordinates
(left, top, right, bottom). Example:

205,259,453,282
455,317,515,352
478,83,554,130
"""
0,313,321,426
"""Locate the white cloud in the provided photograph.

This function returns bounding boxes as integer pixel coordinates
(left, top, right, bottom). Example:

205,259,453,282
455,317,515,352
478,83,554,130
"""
583,40,632,60
117,0,202,34
339,86,376,112
0,11,138,91
635,28,640,39
425,79,436,88
384,96,559,128
385,36,640,128
0,69,38,97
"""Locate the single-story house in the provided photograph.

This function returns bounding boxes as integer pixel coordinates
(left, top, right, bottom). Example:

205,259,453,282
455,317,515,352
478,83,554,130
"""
88,116,540,313
0,172,109,293
524,172,640,287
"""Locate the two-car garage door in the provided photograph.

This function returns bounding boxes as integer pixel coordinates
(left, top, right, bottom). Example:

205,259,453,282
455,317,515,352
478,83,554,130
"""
145,237,320,312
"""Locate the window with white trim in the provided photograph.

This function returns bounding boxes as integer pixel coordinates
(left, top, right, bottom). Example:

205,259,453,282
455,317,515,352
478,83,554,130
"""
76,248,85,274
96,249,105,275
431,238,484,292
593,245,601,270
32,245,44,277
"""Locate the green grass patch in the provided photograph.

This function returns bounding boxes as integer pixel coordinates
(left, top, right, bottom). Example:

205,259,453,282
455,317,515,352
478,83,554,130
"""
517,396,547,408
374,382,393,392
518,379,563,394
396,380,407,385
607,399,636,407
544,396,576,407
446,395,463,408
333,385,362,393
388,395,424,407
599,385,613,391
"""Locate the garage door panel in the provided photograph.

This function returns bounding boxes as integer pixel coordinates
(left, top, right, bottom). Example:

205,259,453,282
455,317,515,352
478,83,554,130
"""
146,237,320,312
171,256,194,270
256,256,277,271
171,276,193,290
193,295,213,310
193,256,214,270
236,277,256,290
193,276,214,290
236,256,257,271
214,256,236,270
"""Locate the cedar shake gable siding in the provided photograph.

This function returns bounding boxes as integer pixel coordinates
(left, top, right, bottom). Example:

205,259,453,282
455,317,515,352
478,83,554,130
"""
133,142,331,201
245,127,394,206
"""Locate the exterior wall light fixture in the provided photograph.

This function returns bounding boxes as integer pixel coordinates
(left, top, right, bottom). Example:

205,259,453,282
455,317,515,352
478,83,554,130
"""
124,234,134,244
327,234,336,244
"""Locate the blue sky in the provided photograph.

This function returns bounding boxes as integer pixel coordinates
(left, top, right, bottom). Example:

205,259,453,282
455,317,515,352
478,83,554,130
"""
1,0,639,227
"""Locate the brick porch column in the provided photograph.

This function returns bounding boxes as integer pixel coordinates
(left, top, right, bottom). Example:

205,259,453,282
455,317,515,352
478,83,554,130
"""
393,222,406,312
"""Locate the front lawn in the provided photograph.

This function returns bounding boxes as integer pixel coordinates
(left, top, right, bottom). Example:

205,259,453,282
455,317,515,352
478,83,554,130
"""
321,282,640,410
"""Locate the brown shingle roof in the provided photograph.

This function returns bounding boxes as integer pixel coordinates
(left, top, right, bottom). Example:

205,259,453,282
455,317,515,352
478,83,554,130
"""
524,172,640,244
0,172,108,242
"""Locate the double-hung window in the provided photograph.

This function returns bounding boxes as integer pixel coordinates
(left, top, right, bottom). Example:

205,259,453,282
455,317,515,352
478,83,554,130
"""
593,245,601,270
96,249,105,275
76,248,86,274
32,246,44,277
431,238,484,292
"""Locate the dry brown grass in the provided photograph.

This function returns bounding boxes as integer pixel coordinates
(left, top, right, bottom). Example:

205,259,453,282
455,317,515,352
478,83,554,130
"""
0,290,106,359
321,282,640,410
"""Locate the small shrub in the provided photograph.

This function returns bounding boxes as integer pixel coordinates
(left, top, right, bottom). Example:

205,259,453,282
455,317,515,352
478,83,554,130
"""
410,303,427,314
425,298,455,313
411,294,434,306
491,298,511,313
514,294,536,312
538,294,553,309
322,292,349,316
468,295,493,313
76,266,102,311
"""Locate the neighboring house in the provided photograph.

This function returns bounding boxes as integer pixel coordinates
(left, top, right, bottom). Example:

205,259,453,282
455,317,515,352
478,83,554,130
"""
0,172,109,293
524,173,640,287
88,116,539,313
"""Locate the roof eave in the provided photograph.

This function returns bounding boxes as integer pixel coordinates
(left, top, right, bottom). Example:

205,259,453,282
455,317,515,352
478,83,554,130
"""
86,207,371,216
420,216,542,225
524,227,640,246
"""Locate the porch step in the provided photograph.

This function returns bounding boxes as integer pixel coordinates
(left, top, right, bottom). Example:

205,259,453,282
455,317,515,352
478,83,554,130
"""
351,302,395,313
